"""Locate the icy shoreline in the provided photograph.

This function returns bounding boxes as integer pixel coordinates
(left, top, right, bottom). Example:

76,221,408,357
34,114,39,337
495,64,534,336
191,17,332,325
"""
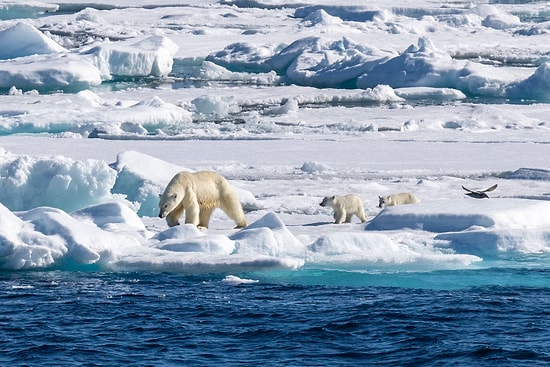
0,146,549,273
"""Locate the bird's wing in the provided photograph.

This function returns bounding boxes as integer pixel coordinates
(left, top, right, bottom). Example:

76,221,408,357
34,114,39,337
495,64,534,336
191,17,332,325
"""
462,186,476,193
482,184,498,193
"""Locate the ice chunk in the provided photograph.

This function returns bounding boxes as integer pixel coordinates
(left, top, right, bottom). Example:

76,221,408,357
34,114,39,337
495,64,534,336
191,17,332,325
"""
0,22,66,60
86,35,179,77
0,150,117,212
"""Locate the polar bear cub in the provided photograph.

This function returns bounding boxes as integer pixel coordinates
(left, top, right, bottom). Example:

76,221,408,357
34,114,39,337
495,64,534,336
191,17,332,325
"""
378,192,420,208
320,194,367,224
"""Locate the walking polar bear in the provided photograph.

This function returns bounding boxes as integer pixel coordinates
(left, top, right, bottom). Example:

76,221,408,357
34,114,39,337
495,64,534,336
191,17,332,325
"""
320,194,367,224
378,192,420,208
158,171,247,229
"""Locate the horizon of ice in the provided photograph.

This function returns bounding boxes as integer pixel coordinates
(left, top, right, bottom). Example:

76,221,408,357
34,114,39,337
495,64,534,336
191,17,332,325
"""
0,43,547,138
0,2,58,20
209,35,550,101
0,147,549,273
0,2,549,138
0,3,549,101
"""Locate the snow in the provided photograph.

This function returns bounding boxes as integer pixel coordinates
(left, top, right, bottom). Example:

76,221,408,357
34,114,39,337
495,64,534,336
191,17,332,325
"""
0,22,66,59
0,0,549,277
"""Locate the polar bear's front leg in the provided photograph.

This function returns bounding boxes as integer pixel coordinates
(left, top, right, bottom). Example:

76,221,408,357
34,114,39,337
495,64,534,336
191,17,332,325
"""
166,203,184,227
184,204,200,226
333,209,346,224
198,207,215,229
184,198,201,227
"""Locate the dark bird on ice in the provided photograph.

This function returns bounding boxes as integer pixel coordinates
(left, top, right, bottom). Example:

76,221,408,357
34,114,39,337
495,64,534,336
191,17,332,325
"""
462,184,498,199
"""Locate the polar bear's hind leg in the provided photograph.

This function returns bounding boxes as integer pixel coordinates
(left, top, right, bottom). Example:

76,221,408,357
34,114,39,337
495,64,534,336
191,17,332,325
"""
219,195,247,228
345,212,354,223
334,209,346,224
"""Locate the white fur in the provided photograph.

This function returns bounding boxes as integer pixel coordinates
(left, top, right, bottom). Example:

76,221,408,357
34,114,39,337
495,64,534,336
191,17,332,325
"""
159,171,247,229
320,194,367,224
378,192,420,208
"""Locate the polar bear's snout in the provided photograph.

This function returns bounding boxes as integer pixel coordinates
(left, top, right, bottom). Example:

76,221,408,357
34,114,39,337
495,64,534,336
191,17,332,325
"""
319,196,331,207
158,205,168,218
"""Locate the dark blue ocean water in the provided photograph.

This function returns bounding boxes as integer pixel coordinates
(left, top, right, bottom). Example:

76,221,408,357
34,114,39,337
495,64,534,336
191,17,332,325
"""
1,270,549,366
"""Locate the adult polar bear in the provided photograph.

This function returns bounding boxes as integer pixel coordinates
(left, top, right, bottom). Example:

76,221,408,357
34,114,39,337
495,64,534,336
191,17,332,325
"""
158,171,247,229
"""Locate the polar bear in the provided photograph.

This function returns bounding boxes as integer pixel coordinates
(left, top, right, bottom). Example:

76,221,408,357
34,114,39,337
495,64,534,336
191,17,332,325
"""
158,171,247,229
320,194,367,224
378,192,420,208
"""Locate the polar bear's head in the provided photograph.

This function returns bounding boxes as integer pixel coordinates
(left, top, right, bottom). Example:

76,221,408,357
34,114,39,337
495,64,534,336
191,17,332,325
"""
319,196,335,207
158,192,180,218
378,196,387,208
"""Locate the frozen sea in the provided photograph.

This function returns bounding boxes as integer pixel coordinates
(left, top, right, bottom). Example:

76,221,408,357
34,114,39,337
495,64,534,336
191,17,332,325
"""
1,0,550,365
